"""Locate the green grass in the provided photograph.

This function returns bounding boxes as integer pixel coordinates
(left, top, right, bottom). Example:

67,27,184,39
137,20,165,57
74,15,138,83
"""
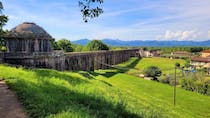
0,57,210,118
134,57,186,74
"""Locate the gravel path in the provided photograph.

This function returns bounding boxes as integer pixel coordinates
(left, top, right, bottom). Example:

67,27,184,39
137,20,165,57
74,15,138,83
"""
0,80,28,118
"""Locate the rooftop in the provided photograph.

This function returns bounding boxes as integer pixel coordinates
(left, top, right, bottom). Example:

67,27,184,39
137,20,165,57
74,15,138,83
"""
191,57,210,63
8,22,52,39
201,49,210,53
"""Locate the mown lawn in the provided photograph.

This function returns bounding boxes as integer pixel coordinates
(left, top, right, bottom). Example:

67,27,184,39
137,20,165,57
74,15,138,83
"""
134,57,186,74
0,57,210,118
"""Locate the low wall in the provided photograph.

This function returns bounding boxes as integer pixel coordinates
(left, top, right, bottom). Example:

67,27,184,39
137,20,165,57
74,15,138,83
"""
2,49,140,71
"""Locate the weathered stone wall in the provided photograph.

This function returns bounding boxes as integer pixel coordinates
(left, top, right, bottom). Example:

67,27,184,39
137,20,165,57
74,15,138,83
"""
0,53,4,63
5,37,52,53
1,49,139,71
64,49,139,71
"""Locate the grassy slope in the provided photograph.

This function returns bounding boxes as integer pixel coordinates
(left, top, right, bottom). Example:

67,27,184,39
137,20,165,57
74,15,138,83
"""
0,57,209,118
100,74,210,118
134,57,186,74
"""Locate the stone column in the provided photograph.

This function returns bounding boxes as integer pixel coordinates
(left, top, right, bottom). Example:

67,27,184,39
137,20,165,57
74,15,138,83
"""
34,39,39,52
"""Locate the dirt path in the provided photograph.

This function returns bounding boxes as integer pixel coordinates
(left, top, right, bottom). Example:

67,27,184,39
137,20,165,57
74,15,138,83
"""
0,80,28,118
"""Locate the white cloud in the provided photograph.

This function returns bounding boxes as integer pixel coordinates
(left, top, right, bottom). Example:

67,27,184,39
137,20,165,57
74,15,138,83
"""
3,0,210,41
156,30,206,41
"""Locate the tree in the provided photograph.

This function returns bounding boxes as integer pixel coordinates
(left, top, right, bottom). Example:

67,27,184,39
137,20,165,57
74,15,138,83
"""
72,44,84,52
190,47,203,53
79,0,103,22
51,38,62,50
57,39,74,52
175,62,180,68
144,66,162,80
85,39,109,51
0,2,8,47
0,2,8,35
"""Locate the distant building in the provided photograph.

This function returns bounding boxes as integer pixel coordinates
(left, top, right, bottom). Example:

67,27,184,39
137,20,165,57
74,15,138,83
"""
201,49,210,58
191,57,210,68
171,51,191,56
139,50,162,57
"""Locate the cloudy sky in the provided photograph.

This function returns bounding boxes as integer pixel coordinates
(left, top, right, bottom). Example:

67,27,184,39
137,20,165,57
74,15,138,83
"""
2,0,210,41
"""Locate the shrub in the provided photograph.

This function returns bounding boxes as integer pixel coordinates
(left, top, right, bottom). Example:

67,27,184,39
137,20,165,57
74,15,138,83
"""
194,81,208,94
143,66,162,81
180,77,210,95
207,84,210,96
180,78,195,91
159,74,171,84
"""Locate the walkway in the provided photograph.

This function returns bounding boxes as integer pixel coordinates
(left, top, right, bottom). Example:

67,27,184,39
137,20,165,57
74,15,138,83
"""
0,80,28,118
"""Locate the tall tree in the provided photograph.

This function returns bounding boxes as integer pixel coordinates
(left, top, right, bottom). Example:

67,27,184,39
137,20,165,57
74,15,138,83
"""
85,39,109,51
0,2,8,48
51,38,62,50
57,39,74,52
79,0,103,22
0,2,8,36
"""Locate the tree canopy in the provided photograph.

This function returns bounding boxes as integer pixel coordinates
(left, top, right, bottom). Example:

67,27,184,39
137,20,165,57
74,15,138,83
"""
79,0,103,22
85,40,109,51
144,66,162,80
0,2,8,48
0,2,8,36
190,47,203,53
57,39,74,52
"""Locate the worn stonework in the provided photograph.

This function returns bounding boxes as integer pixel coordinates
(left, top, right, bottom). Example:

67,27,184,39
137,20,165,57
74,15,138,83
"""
4,37,52,53
0,22,140,71
0,49,139,71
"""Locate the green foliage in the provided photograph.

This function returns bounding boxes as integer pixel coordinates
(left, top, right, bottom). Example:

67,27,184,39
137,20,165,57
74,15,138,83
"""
72,44,84,52
175,62,180,67
180,76,210,95
190,47,204,53
51,38,61,50
85,40,109,51
159,74,171,84
143,66,162,80
207,84,210,96
185,58,191,68
181,78,196,91
194,81,208,94
57,39,73,52
0,2,8,44
79,0,103,22
1,45,6,52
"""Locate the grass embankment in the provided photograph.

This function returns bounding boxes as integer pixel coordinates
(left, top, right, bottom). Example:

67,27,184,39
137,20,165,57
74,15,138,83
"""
0,57,209,118
117,57,186,77
135,57,186,74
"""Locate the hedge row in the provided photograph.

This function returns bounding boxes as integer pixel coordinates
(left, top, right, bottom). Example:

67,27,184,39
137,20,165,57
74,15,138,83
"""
180,78,210,95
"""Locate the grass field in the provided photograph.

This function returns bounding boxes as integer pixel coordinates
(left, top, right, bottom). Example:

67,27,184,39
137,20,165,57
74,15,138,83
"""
117,57,186,77
134,57,186,74
0,57,210,118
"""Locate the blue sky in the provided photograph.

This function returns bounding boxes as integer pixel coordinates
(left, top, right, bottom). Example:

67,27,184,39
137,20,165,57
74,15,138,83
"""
2,0,210,41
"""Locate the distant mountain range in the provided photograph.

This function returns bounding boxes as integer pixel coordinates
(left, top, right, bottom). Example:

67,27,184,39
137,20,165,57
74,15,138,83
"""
72,39,210,47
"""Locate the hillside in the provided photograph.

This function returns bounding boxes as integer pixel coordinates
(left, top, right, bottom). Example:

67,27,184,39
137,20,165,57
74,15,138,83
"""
72,39,210,46
0,59,210,117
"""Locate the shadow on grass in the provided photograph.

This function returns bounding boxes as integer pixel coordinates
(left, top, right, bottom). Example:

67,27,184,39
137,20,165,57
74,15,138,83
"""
89,58,141,78
7,78,141,118
32,69,89,86
78,71,95,80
